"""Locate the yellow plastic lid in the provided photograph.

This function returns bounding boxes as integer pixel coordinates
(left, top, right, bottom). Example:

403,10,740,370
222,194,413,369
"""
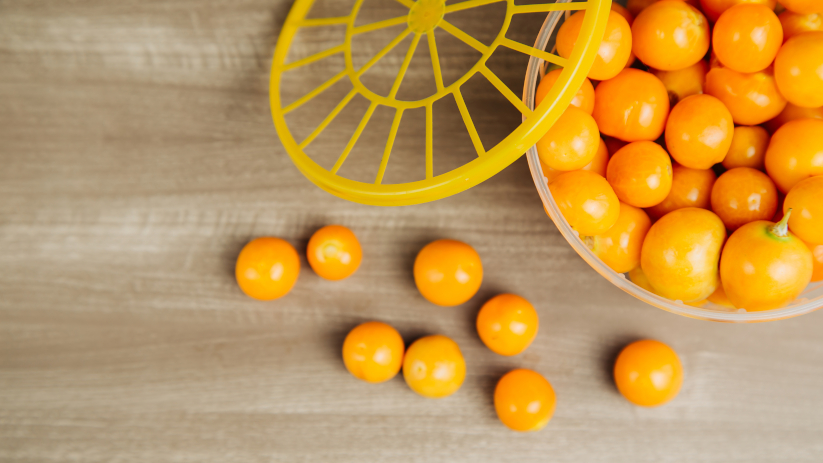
270,0,610,206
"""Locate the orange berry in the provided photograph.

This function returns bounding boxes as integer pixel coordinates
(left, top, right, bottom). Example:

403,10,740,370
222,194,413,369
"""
699,0,777,22
306,225,362,281
711,167,779,230
646,164,717,219
779,11,823,42
629,266,660,294
652,60,708,106
494,369,556,432
550,170,620,236
476,294,539,356
665,94,734,169
763,102,823,134
704,66,787,125
764,118,823,193
722,125,770,170
540,138,609,184
413,239,482,307
612,2,636,25
707,283,737,308
235,237,300,301
784,176,823,244
607,141,673,208
535,68,595,114
713,5,783,73
586,202,652,273
557,10,633,81
774,32,823,108
627,0,658,16
632,1,710,71
640,208,726,301
780,0,823,14
403,335,466,398
536,107,601,171
603,136,630,155
807,241,823,282
720,213,814,310
614,340,683,407
593,69,670,142
342,322,404,383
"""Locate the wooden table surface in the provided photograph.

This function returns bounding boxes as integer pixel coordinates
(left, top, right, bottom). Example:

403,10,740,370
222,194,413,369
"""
2,1,823,462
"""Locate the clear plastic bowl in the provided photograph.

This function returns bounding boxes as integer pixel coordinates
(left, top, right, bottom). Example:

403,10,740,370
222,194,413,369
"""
522,8,823,322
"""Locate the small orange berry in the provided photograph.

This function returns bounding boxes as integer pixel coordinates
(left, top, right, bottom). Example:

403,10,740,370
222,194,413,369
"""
665,94,734,169
495,369,556,432
612,2,636,25
774,31,823,108
763,103,823,134
722,126,770,170
713,4,783,73
535,68,595,114
707,283,737,308
614,340,683,407
632,1,710,71
586,202,652,273
711,167,779,230
557,10,633,81
307,225,362,281
476,294,539,356
807,241,823,282
780,0,823,14
550,170,620,236
413,239,483,307
779,11,823,42
606,141,674,208
342,321,404,383
235,237,300,301
539,138,609,184
652,60,708,106
536,106,601,171
646,164,717,219
784,176,823,244
593,69,670,142
699,0,777,22
704,66,787,125
403,335,466,398
764,118,823,193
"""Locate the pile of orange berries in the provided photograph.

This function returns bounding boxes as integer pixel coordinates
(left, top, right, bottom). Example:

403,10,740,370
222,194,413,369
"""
540,0,823,311
234,229,686,431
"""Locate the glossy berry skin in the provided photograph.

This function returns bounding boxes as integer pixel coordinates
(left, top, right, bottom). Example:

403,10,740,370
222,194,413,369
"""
235,237,300,301
784,176,823,244
593,69,670,142
414,239,482,307
342,322,404,383
535,68,595,114
704,66,787,125
764,119,823,193
780,0,823,14
779,11,823,42
494,369,556,432
665,94,734,169
403,335,466,398
586,202,652,273
808,241,823,282
712,4,783,73
774,32,823,108
550,170,620,236
711,167,779,231
640,208,726,302
540,138,609,184
476,294,539,356
720,215,813,311
558,10,633,81
700,0,777,22
307,225,362,281
606,141,673,208
763,103,823,134
632,1,710,71
646,164,717,219
652,60,708,107
537,107,601,171
614,340,683,407
722,126,770,170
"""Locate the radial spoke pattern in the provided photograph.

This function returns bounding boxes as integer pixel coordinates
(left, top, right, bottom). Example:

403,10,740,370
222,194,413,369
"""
278,0,594,184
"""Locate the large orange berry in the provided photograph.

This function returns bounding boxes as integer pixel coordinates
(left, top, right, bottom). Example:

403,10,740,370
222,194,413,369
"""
665,94,734,169
535,68,595,114
342,321,404,383
764,118,823,193
711,167,779,230
494,369,556,432
550,170,620,236
632,1,710,71
713,4,783,73
593,69,670,142
780,0,823,14
646,164,717,219
607,141,673,208
536,107,601,171
699,0,777,22
557,10,633,81
652,60,708,107
774,32,823,108
235,237,300,301
704,66,787,125
722,126,770,170
783,176,823,244
763,103,823,134
779,11,823,42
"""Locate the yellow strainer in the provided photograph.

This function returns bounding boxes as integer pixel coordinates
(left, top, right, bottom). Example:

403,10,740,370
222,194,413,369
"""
270,0,610,206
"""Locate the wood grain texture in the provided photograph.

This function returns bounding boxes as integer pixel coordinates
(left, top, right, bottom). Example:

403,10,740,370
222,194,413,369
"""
1,1,823,462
